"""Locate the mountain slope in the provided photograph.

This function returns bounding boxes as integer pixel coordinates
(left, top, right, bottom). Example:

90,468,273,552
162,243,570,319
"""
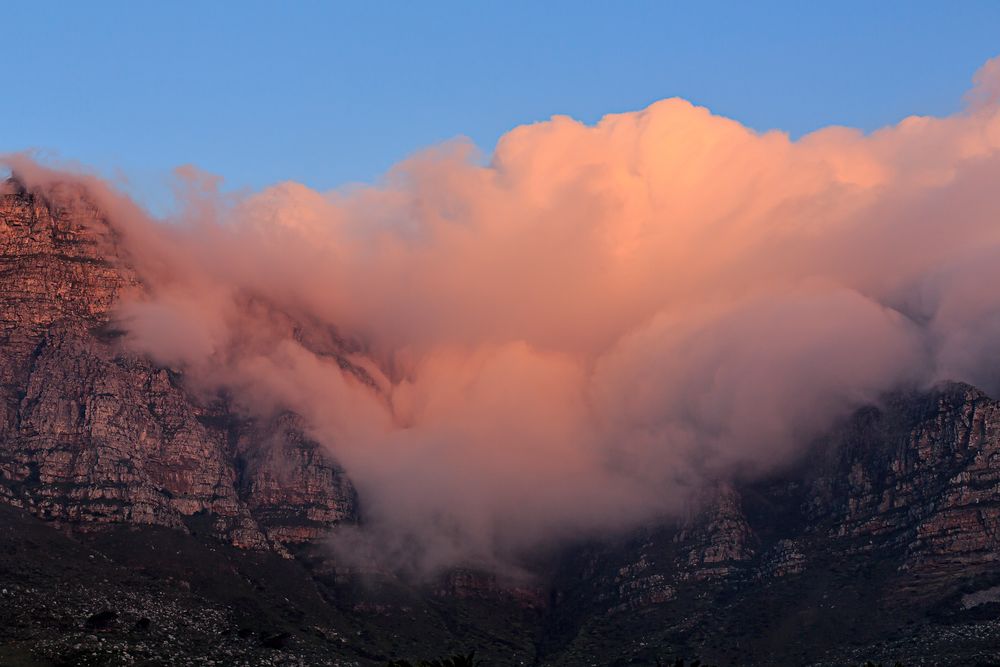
0,180,358,552
539,382,1000,665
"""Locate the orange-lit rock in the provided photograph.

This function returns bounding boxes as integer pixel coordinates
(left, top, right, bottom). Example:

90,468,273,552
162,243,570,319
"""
0,181,357,552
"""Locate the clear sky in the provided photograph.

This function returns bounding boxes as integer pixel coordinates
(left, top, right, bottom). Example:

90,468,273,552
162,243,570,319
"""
3,1,1000,208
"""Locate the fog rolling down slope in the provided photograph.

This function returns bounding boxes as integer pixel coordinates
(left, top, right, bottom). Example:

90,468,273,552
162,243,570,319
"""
4,174,1000,666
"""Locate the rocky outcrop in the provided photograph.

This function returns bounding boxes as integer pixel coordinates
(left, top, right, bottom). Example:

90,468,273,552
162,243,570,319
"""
804,383,1000,571
591,385,1000,589
232,411,358,544
433,569,546,608
0,180,357,552
674,483,758,581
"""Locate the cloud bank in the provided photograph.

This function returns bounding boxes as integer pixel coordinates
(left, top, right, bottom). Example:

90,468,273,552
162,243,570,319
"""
8,57,1000,574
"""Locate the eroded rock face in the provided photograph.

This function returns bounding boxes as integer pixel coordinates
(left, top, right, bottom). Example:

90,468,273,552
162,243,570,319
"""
538,385,1000,665
675,482,758,581
804,383,1000,571
0,181,357,551
232,411,358,544
552,382,1000,636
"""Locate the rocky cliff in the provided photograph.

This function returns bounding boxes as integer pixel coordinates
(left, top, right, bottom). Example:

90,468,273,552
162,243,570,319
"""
541,382,1000,665
0,179,357,553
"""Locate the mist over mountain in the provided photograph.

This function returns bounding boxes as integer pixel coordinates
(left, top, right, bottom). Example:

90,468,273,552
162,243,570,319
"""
5,53,1000,667
9,57,1000,576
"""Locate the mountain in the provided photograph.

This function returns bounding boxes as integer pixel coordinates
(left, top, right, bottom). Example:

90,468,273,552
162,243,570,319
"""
3,179,1000,666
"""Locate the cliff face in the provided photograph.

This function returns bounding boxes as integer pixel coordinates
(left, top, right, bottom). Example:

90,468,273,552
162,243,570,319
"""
543,383,1000,665
633,383,1000,592
0,182,357,552
807,383,1000,571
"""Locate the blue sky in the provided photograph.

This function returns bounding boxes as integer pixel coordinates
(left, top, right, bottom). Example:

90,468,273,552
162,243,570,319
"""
3,1,1000,209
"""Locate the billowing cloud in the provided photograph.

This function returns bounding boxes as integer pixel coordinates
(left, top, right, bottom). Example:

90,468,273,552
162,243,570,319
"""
7,57,1000,575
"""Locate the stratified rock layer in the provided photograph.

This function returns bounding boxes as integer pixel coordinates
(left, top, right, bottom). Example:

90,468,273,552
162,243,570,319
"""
0,181,357,552
543,383,1000,665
